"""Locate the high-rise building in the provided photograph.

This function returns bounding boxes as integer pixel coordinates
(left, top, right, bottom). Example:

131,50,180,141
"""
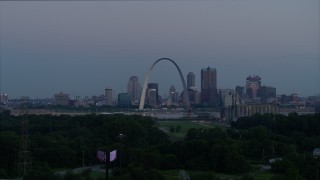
235,86,244,99
259,86,276,104
219,89,234,108
169,85,179,105
245,75,261,99
187,87,200,105
118,93,131,107
201,67,218,106
147,89,157,107
54,92,69,106
148,83,159,104
105,88,113,106
0,93,8,105
187,72,195,89
127,76,141,105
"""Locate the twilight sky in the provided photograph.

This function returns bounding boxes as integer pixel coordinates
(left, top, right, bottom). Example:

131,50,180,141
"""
0,0,319,99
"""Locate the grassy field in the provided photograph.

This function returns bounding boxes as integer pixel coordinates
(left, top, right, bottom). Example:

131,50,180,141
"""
157,120,216,139
88,169,277,180
161,169,279,180
160,170,180,180
254,171,278,180
160,169,239,180
90,171,105,180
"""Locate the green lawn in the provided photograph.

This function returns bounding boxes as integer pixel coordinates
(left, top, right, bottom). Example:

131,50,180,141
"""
161,169,278,180
254,171,278,180
160,170,239,180
90,166,274,180
160,170,180,180
157,120,214,139
90,171,105,180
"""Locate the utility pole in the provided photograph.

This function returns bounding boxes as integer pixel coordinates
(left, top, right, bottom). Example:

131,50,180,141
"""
106,155,109,180
119,134,124,168
18,97,32,176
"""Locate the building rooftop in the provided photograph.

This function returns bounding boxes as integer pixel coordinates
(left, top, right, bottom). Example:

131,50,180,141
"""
246,75,261,81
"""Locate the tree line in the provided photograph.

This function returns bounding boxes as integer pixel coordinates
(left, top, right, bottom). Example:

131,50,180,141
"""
0,111,320,179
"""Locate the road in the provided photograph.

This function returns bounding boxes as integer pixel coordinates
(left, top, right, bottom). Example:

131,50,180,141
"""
55,165,105,176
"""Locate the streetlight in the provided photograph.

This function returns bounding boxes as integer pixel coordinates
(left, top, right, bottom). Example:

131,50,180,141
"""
119,134,126,168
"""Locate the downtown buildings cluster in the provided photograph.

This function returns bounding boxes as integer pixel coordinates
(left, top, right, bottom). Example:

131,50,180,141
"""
1,66,319,118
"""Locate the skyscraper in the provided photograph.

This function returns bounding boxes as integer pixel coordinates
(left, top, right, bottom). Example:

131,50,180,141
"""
219,89,234,108
0,93,8,105
105,88,113,106
147,83,159,104
246,75,261,99
187,87,200,105
147,89,157,107
127,76,141,105
259,85,276,104
235,86,244,98
187,72,195,89
118,93,131,107
201,67,218,106
169,85,179,104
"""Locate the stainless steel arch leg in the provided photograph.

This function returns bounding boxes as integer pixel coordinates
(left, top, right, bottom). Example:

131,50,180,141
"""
139,58,190,110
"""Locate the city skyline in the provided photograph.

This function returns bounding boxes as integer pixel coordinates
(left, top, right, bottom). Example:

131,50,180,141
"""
0,1,319,98
0,68,316,100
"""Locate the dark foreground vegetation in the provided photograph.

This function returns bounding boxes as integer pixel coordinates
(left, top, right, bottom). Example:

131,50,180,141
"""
0,111,320,179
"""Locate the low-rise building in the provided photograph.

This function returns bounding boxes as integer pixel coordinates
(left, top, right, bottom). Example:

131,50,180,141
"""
313,148,320,158
235,104,278,117
54,92,69,106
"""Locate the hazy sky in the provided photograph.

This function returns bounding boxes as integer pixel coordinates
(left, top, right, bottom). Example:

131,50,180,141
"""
0,0,319,98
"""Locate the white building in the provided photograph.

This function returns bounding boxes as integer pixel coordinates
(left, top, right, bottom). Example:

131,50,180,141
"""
219,89,234,108
0,93,8,105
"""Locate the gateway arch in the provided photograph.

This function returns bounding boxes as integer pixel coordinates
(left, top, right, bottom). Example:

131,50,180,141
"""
139,58,190,110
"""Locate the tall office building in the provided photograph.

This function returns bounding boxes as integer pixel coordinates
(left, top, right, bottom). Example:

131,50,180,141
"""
201,67,218,106
147,89,157,107
187,87,200,105
0,93,8,105
259,86,276,104
219,89,234,108
187,72,195,89
147,83,159,104
127,76,141,105
105,88,113,106
235,86,244,98
118,93,131,107
169,85,179,104
246,75,261,99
